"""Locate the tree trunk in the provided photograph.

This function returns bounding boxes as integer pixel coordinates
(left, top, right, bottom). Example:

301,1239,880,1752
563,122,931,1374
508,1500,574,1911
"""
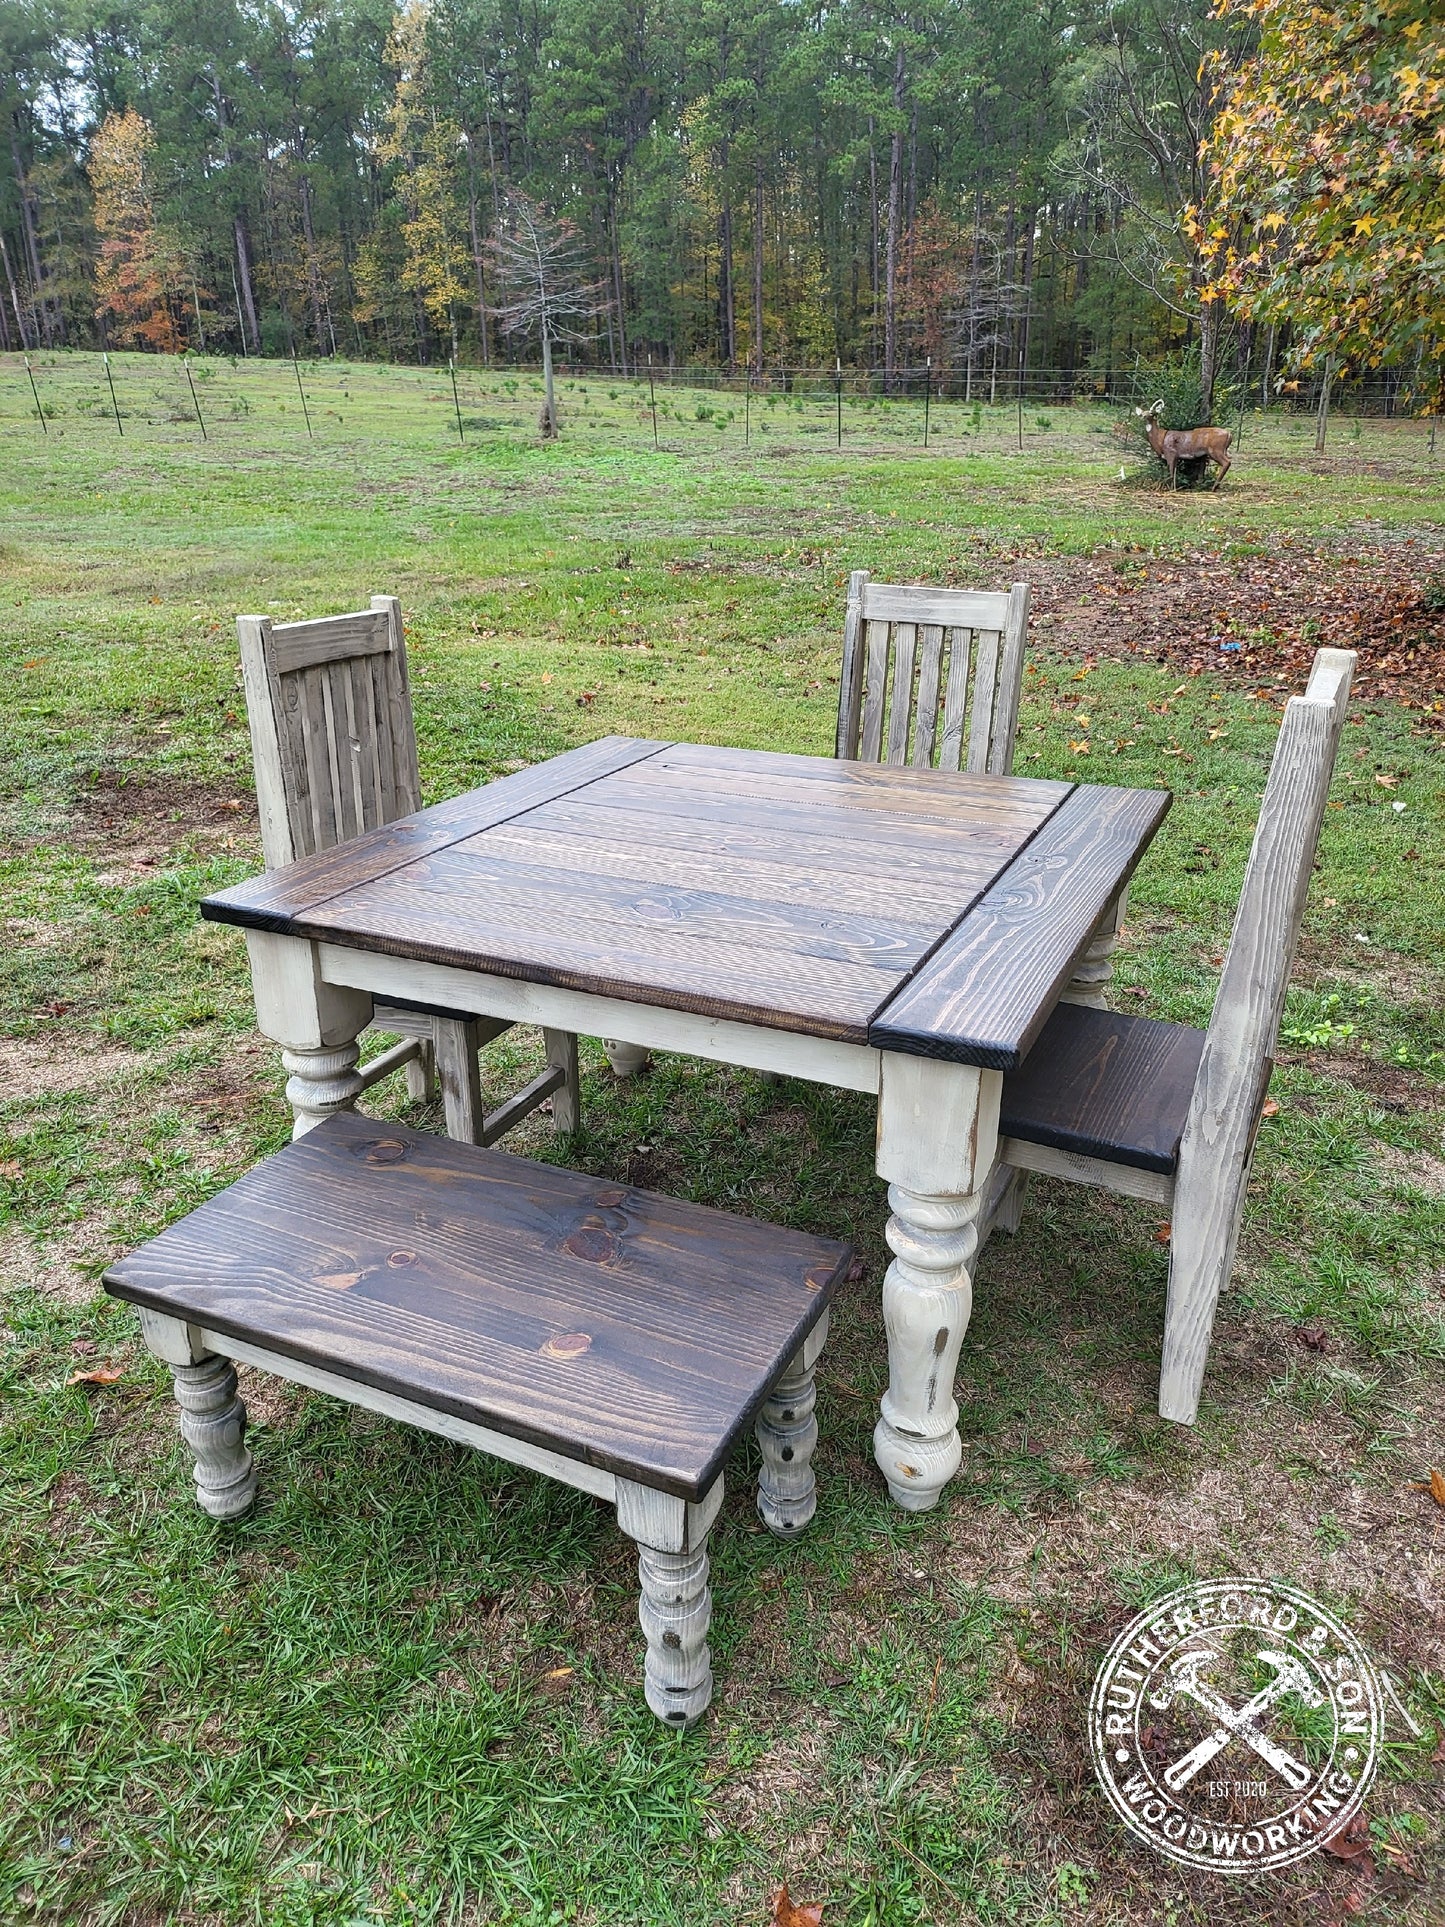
719,184,736,369
1261,323,1276,409
463,133,490,365
752,158,764,376
234,216,260,352
1314,356,1333,453
884,48,904,390
867,118,879,342
611,206,628,374
541,325,557,437
10,132,59,346
0,231,31,349
965,191,981,402
1199,291,1218,420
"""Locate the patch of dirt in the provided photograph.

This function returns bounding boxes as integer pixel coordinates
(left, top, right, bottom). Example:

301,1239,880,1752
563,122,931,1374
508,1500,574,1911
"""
988,540,1445,710
1376,1144,1445,1196
0,1039,150,1105
60,770,259,862
0,1224,117,1307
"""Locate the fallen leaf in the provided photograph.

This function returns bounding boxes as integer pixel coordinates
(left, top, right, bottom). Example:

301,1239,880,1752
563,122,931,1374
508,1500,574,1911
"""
0,1159,21,1181
1374,773,1398,789
1407,1467,1445,1507
1154,1222,1172,1244
1297,1323,1331,1352
772,1884,824,1927
65,1366,124,1387
1262,1097,1280,1118
1318,1814,1375,1877
846,1258,866,1282
1430,1729,1445,1765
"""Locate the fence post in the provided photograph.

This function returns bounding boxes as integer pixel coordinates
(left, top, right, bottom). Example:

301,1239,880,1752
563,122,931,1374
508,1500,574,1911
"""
449,358,465,443
24,355,46,434
835,356,842,447
648,356,658,448
292,350,314,439
184,358,207,440
103,352,123,436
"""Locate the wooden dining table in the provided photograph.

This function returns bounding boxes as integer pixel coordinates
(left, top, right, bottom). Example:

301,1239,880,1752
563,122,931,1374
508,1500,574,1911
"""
203,736,1170,1513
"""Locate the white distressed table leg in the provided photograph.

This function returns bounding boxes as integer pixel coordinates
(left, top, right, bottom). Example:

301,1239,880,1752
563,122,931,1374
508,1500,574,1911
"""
616,1477,723,1726
603,1038,650,1078
138,1309,257,1520
244,931,372,1139
756,1309,828,1536
873,1056,1001,1511
1061,886,1128,1008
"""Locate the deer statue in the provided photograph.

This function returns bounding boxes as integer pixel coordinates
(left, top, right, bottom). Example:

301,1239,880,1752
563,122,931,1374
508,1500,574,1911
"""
1135,399,1233,490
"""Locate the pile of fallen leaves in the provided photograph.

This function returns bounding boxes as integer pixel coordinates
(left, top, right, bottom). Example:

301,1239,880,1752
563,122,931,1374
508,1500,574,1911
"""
1012,540,1445,711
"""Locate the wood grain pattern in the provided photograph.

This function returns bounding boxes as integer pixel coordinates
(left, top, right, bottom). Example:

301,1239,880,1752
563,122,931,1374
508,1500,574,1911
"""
998,1003,1206,1174
103,1112,849,1500
1160,647,1354,1423
869,784,1172,1070
203,736,668,927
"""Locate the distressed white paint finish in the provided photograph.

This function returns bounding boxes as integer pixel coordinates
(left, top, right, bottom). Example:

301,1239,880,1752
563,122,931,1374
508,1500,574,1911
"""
198,1329,620,1500
756,1310,828,1537
616,1490,723,1725
872,1055,1000,1509
545,1030,580,1134
1160,648,1354,1424
976,1163,1031,1252
317,945,883,1093
135,1309,263,1523
603,1038,650,1078
998,1136,1175,1206
1061,887,1129,1008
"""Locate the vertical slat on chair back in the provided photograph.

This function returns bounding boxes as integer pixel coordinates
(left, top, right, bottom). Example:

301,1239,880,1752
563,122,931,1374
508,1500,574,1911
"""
237,595,420,868
835,575,1030,774
1160,647,1355,1423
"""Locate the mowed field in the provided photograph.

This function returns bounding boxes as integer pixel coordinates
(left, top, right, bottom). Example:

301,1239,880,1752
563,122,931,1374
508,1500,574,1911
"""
1,351,1443,1927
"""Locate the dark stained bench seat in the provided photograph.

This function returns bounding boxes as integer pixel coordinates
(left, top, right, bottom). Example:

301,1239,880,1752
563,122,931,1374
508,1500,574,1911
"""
105,1112,849,1726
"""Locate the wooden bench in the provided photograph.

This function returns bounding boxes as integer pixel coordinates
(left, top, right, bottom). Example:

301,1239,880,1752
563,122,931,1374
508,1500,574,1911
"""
989,647,1356,1424
103,1113,848,1727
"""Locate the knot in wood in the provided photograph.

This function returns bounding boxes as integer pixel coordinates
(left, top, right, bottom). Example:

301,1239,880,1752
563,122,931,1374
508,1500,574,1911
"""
563,1222,618,1264
540,1332,592,1360
363,1138,408,1165
386,1249,417,1269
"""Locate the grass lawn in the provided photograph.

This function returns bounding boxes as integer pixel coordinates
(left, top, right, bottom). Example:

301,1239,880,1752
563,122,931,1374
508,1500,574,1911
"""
1,351,1443,1927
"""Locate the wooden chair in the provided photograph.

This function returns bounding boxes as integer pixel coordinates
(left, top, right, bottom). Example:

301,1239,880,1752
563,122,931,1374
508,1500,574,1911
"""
835,573,1031,774
991,648,1356,1423
237,596,580,1144
104,1113,847,1727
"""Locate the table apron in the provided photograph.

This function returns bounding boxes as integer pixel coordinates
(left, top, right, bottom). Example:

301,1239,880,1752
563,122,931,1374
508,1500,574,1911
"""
315,942,883,1094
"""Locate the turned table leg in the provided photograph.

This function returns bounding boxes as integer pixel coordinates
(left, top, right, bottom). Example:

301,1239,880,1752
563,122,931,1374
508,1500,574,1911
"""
1061,887,1128,1008
756,1309,828,1536
244,931,372,1139
616,1477,723,1727
603,1038,650,1078
872,1056,1001,1511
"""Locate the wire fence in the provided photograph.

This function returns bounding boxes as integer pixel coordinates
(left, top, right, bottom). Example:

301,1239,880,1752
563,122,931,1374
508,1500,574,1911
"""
4,349,1438,461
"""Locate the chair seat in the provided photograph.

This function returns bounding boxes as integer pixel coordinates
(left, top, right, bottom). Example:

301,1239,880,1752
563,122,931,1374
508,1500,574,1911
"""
103,1112,848,1501
999,1004,1207,1175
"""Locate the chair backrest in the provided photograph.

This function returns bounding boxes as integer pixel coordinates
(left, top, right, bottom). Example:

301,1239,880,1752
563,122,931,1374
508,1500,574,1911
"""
237,596,421,869
1161,646,1355,1421
834,572,1030,776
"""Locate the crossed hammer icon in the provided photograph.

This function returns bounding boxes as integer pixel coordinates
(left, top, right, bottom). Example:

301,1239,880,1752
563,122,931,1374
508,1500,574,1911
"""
1149,1646,1324,1794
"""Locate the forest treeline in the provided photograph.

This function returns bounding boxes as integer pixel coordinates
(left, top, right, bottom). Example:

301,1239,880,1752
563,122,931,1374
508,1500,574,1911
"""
0,0,1244,388
7,0,1415,406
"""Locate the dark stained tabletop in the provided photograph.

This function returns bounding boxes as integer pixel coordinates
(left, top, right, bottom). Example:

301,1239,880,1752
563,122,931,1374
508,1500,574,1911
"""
204,737,1170,1072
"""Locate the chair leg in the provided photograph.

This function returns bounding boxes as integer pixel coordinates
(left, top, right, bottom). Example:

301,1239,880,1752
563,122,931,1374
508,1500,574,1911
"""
603,1039,650,1078
544,1029,580,1134
434,1017,483,1143
405,1036,437,1104
756,1309,827,1537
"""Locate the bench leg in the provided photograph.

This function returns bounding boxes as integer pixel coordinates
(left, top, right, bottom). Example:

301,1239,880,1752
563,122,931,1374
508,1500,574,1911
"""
138,1309,257,1521
616,1477,723,1727
435,1016,484,1143
756,1309,828,1537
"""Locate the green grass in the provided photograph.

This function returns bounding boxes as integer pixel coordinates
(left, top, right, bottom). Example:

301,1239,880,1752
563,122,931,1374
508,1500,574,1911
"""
1,352,1443,1925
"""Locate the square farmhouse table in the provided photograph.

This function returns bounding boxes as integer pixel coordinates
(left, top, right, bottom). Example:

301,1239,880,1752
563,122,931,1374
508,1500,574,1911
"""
203,737,1170,1512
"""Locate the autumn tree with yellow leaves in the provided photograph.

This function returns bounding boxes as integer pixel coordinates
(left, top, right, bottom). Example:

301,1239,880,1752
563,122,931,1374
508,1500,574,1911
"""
90,108,183,351
1198,0,1445,408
